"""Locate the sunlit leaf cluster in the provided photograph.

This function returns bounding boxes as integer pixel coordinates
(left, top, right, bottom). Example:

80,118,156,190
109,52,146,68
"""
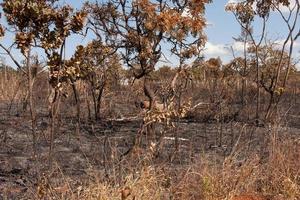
2,0,87,54
144,99,191,128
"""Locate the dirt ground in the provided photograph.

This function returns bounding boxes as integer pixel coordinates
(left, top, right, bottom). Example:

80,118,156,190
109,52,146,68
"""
0,102,299,199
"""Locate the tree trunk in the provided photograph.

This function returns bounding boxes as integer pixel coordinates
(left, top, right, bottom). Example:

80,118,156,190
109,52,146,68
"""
255,50,260,126
26,49,37,156
95,82,106,120
71,81,81,137
85,86,91,120
143,76,155,110
265,92,274,120
48,88,61,168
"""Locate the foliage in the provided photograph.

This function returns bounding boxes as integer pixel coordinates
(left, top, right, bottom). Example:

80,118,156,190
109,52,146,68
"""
86,0,211,78
2,0,87,91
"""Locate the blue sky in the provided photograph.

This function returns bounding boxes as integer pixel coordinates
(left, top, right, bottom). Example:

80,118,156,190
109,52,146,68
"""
0,0,299,69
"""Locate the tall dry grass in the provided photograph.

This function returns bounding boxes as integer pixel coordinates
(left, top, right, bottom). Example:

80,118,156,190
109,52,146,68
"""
174,136,299,200
0,70,25,102
38,128,299,200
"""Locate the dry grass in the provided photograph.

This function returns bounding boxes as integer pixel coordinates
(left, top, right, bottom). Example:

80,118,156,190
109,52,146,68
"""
64,131,299,200
0,71,25,102
80,167,170,200
1,70,298,200
176,138,299,200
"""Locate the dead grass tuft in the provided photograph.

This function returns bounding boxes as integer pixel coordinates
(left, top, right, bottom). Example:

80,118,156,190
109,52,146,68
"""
80,166,170,200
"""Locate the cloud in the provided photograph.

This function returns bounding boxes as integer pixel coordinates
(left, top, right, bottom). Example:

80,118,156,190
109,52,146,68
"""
202,42,229,57
202,41,249,58
231,41,251,52
274,39,300,48
228,39,299,54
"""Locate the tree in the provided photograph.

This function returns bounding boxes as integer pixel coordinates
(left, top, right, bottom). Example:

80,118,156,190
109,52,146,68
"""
86,0,211,109
248,44,297,119
2,0,87,162
226,0,300,123
68,40,122,120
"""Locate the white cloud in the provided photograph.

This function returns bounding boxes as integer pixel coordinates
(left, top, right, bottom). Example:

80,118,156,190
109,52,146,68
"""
229,39,299,53
231,41,251,52
202,41,249,58
274,39,300,48
202,42,229,57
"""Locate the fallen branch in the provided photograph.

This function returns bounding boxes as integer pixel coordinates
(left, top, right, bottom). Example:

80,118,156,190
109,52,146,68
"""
190,102,211,111
107,115,141,122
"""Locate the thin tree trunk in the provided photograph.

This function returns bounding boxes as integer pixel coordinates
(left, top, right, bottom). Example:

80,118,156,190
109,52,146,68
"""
144,76,155,110
265,93,274,120
49,89,61,168
255,50,260,125
71,81,81,137
26,49,37,156
85,86,91,120
91,88,97,120
96,82,105,120
241,78,245,106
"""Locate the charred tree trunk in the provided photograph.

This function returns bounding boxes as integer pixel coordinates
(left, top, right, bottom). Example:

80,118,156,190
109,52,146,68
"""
85,86,91,120
95,81,106,120
91,88,97,120
143,76,155,110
